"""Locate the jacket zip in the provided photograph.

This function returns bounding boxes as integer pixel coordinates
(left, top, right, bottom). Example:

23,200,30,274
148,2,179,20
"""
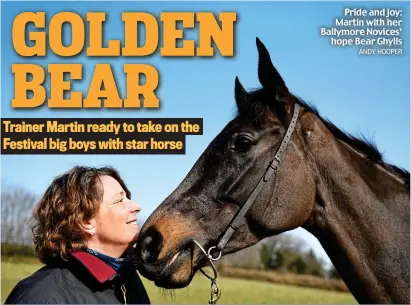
121,284,127,304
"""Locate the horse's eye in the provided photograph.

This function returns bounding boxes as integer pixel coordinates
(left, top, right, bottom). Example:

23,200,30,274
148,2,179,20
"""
231,135,254,152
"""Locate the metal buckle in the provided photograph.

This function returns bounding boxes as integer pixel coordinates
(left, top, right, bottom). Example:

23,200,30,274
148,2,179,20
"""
209,280,221,304
269,156,281,170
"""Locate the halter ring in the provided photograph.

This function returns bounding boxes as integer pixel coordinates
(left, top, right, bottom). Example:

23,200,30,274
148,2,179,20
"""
207,246,222,261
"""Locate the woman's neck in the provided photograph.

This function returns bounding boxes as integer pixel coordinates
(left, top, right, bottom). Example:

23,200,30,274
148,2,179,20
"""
87,241,128,258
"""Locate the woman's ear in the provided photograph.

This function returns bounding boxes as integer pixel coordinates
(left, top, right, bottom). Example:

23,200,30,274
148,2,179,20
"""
81,219,96,237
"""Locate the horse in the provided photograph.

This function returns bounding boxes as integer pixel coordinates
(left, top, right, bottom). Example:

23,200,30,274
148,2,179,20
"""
135,38,410,304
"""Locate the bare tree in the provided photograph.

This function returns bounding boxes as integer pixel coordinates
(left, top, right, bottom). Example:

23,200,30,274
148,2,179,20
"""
221,242,264,269
217,232,306,270
1,182,39,245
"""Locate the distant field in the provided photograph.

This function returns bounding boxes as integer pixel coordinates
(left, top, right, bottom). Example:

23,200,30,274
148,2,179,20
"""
2,261,357,304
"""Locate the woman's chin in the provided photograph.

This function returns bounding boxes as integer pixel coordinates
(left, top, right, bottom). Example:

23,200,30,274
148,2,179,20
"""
126,227,140,242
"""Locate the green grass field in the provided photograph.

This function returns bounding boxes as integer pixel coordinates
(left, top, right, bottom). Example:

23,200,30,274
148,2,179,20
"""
2,261,357,304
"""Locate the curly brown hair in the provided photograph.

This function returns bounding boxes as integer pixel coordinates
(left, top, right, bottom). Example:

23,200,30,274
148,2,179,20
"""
32,165,131,264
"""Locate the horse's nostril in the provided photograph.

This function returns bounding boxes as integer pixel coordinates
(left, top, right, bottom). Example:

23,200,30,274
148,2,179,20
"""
139,227,163,263
140,236,153,262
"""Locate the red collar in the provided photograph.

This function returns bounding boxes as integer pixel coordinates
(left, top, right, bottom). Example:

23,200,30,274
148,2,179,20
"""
70,251,117,283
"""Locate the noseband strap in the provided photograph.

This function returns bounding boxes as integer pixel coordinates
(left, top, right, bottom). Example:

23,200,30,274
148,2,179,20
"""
214,103,301,253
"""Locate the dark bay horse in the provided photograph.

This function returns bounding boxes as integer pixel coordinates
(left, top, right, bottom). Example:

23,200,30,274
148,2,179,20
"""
135,38,410,304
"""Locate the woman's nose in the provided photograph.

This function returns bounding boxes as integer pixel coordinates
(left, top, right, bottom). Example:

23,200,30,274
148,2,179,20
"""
129,200,141,213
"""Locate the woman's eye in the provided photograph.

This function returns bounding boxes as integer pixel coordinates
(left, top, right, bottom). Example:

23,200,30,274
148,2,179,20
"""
115,198,125,204
231,136,254,152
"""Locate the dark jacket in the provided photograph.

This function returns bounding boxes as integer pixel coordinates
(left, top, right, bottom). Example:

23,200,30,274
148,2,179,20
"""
5,251,150,304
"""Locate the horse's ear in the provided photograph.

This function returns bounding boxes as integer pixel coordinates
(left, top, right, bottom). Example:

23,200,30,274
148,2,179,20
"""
234,76,249,114
256,37,294,119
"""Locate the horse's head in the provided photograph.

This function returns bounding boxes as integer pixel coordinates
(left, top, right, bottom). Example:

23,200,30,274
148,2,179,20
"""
136,38,318,288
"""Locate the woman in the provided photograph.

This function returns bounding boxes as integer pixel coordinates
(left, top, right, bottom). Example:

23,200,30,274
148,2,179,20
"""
5,166,150,304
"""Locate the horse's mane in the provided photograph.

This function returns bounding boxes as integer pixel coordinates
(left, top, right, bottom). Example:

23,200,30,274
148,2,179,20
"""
234,87,410,189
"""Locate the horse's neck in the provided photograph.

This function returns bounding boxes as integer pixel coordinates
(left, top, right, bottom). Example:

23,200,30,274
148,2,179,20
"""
304,138,409,304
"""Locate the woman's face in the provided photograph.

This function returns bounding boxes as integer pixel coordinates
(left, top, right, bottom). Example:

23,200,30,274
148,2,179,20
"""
91,175,141,251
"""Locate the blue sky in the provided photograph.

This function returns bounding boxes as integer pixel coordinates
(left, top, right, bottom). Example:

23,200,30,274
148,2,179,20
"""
1,0,410,265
